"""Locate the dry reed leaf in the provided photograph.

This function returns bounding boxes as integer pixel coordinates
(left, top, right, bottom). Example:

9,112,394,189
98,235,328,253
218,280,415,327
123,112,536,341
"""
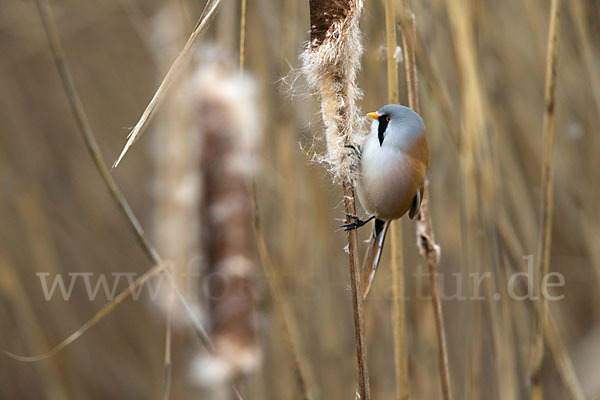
5,264,167,362
113,0,223,167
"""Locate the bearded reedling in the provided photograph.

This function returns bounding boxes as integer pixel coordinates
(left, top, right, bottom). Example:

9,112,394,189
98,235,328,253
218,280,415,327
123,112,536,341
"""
342,104,429,297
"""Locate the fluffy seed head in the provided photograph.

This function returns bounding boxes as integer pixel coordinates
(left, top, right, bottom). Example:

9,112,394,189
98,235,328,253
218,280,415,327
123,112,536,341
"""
301,0,364,182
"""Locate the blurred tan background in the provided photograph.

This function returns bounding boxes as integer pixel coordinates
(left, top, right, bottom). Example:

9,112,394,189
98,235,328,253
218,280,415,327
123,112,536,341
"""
1,0,599,399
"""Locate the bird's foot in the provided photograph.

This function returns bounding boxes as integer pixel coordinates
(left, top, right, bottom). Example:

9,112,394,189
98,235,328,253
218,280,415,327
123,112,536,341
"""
344,144,361,158
341,214,374,231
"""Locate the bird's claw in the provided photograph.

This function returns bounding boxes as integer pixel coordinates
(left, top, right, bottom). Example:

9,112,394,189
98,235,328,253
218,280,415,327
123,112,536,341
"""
340,213,372,231
344,144,361,158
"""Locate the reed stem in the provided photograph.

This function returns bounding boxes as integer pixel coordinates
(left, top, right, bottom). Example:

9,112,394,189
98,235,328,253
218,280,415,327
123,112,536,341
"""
303,1,370,397
531,0,562,397
31,1,242,397
250,184,316,400
342,178,371,400
384,0,409,398
239,0,247,72
162,297,173,400
398,2,452,399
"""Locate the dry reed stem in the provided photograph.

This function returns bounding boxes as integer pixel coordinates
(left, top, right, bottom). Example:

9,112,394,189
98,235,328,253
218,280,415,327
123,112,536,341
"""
543,302,585,400
531,0,562,397
239,0,247,72
29,2,245,397
34,0,157,264
303,1,370,398
113,0,223,167
570,0,600,116
497,215,584,400
5,263,167,362
413,30,460,149
416,28,510,394
417,182,452,400
398,6,455,400
397,4,417,110
250,186,316,400
413,55,538,390
9,190,74,393
33,0,210,344
150,10,192,397
444,1,497,398
162,296,173,400
421,5,501,392
389,223,409,400
151,2,201,319
342,179,370,400
384,0,409,398
0,257,68,398
384,0,399,104
397,3,452,400
239,7,315,397
398,3,579,397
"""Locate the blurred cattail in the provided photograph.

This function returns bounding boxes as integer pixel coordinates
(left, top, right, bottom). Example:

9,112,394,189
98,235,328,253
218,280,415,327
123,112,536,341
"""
190,48,261,390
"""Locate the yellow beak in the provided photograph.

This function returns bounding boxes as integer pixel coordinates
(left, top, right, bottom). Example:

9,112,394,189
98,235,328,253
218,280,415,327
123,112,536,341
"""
367,112,379,120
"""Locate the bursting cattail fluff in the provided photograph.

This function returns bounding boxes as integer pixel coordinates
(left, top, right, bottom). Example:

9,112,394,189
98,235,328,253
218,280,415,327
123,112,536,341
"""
301,0,364,181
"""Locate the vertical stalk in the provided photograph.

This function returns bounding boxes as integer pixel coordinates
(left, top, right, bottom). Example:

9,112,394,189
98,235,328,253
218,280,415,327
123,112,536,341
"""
398,2,453,399
384,0,400,103
241,4,315,398
162,298,173,400
383,0,409,398
31,2,243,398
303,1,370,398
251,188,316,400
151,10,195,398
531,0,561,398
239,0,247,71
343,179,371,400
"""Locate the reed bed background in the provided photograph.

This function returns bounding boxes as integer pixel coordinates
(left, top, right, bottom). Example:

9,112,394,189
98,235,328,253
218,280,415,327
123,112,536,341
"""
1,0,599,399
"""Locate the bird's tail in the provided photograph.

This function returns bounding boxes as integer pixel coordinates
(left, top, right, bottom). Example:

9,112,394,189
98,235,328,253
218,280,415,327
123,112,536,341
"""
360,219,390,299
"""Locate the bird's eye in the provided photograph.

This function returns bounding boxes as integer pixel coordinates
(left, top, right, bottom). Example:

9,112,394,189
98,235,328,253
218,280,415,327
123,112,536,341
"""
385,116,391,122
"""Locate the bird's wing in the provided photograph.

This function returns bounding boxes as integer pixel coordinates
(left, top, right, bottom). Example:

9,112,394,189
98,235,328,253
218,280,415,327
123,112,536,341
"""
408,185,423,219
361,219,390,299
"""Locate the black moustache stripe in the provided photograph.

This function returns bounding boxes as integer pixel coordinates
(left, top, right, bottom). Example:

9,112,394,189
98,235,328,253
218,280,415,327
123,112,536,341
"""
378,115,389,146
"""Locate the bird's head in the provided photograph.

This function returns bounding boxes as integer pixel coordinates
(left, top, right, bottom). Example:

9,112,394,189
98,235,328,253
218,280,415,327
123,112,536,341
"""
367,104,425,147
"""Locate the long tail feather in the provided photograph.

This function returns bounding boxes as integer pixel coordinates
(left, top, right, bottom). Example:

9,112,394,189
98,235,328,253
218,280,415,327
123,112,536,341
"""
361,219,390,299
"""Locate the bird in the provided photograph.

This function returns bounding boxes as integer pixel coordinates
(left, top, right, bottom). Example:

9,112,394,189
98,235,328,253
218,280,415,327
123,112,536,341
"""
342,104,429,299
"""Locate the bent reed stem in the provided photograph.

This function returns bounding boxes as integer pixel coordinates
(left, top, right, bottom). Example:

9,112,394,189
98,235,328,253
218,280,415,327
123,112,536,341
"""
398,1,453,399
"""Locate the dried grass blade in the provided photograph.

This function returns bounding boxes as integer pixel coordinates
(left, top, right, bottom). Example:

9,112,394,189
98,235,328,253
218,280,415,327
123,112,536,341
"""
113,0,223,167
5,264,166,362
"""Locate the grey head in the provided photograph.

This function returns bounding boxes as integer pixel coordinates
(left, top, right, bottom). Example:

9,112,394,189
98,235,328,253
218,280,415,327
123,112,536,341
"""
372,104,425,148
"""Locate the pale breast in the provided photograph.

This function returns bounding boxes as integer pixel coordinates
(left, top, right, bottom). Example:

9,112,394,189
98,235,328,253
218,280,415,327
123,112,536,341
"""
358,133,428,220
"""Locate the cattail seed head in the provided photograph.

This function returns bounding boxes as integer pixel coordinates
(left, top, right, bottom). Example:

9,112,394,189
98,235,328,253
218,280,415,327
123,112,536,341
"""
301,0,364,182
